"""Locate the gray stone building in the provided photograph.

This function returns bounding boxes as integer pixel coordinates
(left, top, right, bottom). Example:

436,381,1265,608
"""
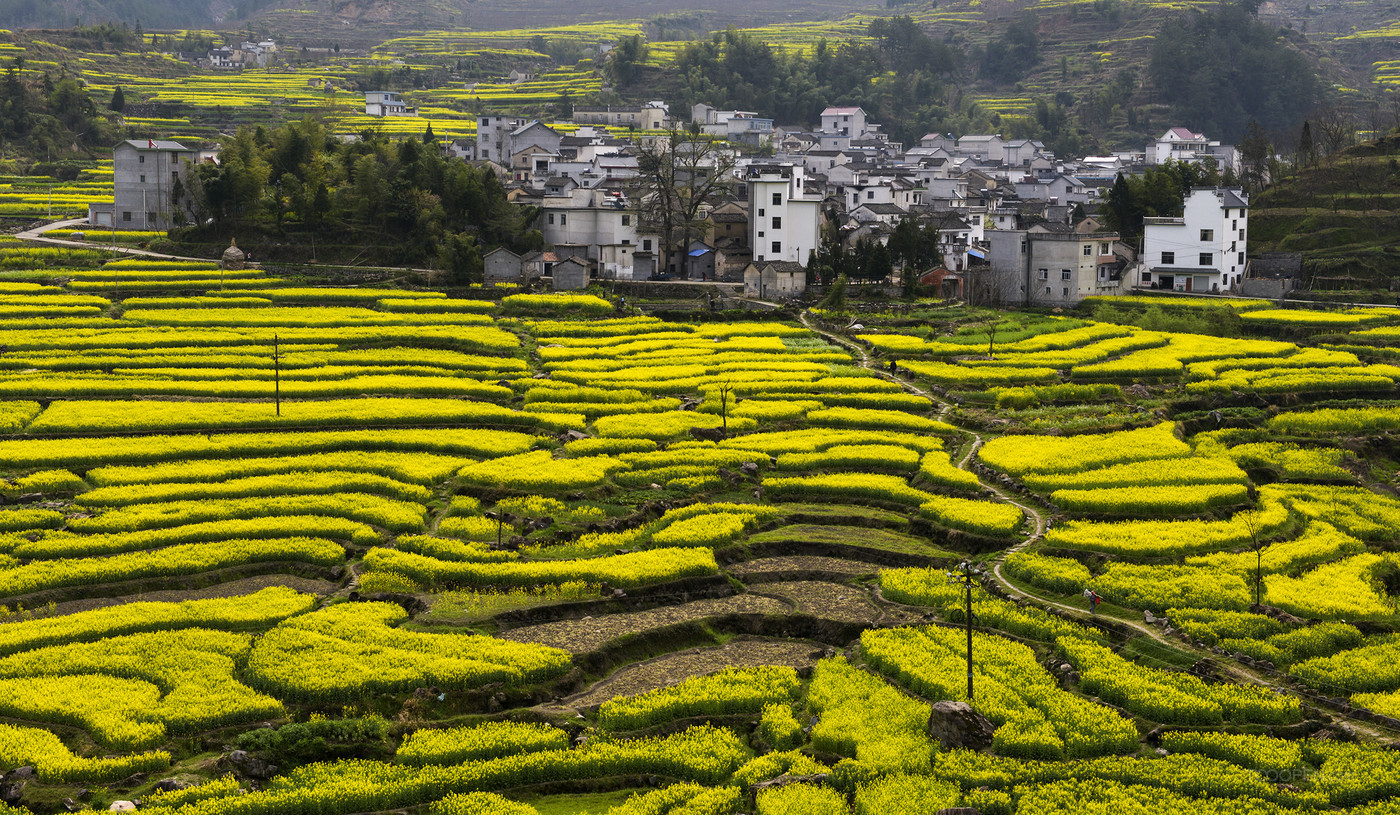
483,247,523,284
551,257,590,291
984,228,1125,307
104,140,202,231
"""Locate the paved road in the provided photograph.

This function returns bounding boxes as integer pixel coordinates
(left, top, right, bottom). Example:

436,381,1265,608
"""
13,218,214,263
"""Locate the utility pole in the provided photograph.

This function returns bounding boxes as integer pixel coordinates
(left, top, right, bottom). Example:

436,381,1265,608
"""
947,561,981,700
272,334,281,416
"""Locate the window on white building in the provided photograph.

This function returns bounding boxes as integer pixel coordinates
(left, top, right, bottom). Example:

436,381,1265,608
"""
772,193,782,205
1061,269,1072,281
1037,269,1048,280
1162,251,1175,265
559,214,566,225
1082,245,1092,257
622,215,630,225
772,216,781,229
547,214,555,224
1200,229,1214,241
1063,287,1069,296
1199,252,1211,266
771,241,781,254
643,239,652,251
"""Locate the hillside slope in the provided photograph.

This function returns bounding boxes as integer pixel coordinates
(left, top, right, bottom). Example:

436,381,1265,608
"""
0,0,233,29
1251,135,1400,291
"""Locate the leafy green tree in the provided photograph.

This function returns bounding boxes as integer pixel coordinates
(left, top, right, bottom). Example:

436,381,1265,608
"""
980,17,1039,84
175,117,537,266
606,35,649,87
820,273,849,311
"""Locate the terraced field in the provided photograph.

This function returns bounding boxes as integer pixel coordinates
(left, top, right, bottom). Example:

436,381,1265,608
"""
0,245,1397,814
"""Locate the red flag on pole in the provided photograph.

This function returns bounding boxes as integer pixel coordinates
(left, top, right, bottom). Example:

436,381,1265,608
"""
148,139,155,148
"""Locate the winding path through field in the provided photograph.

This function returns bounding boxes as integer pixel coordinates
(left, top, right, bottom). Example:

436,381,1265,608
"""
797,310,1399,738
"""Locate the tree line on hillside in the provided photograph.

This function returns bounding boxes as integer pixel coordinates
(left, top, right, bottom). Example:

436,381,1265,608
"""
173,119,541,275
808,211,945,292
1147,2,1318,144
0,56,121,171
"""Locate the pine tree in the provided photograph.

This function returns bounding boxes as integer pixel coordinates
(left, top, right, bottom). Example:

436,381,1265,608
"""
109,85,125,113
1298,120,1315,168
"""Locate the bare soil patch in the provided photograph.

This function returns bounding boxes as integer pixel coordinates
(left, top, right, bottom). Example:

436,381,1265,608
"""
565,637,827,709
498,593,791,654
727,555,883,583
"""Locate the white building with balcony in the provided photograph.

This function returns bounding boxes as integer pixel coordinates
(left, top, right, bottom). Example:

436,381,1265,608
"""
1141,187,1249,293
1148,127,1239,174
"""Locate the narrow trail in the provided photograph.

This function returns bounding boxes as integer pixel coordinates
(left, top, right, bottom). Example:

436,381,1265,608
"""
799,310,1047,545
798,311,1398,737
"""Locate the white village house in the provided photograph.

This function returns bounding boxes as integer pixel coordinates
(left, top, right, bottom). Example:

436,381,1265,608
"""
1148,127,1239,174
365,92,415,117
746,163,823,268
1141,187,1248,293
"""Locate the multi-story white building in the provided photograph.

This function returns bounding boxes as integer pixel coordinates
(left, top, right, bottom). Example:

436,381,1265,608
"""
1141,187,1248,293
746,163,823,267
819,106,869,139
475,114,530,163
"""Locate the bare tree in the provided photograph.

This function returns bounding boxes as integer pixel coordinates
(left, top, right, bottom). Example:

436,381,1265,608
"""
718,380,733,435
633,128,736,279
1240,508,1269,608
1312,100,1358,161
